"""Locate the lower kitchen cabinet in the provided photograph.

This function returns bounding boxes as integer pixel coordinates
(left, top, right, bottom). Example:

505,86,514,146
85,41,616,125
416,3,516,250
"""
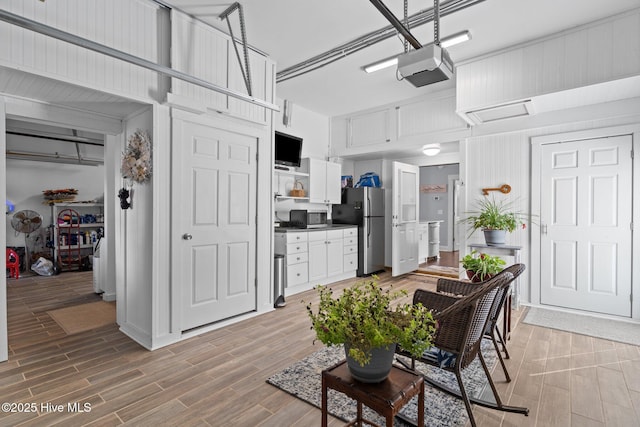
274,226,358,296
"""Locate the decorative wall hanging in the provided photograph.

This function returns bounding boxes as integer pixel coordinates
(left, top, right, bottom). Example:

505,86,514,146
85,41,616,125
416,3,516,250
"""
481,184,511,196
420,184,446,193
121,129,152,184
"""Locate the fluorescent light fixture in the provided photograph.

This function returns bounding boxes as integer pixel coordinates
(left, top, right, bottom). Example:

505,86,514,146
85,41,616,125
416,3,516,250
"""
422,143,441,156
363,56,399,73
362,30,471,73
440,30,471,48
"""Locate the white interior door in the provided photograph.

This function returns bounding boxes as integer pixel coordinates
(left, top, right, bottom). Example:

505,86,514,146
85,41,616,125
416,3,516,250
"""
392,161,419,276
540,135,632,316
173,116,257,331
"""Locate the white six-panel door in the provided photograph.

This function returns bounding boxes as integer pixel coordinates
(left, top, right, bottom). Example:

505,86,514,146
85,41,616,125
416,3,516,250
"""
173,116,257,331
540,135,632,316
392,161,419,277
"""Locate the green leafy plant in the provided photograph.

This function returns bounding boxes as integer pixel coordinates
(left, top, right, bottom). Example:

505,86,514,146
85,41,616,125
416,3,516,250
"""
461,197,530,236
461,250,506,282
305,277,435,366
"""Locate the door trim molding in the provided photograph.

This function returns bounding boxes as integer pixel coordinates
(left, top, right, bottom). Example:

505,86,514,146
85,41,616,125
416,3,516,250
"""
531,124,640,320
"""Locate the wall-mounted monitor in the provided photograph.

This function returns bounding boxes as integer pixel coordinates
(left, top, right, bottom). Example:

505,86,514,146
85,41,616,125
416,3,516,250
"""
274,131,303,168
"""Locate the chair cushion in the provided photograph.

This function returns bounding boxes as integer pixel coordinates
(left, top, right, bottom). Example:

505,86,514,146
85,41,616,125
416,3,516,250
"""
423,347,456,368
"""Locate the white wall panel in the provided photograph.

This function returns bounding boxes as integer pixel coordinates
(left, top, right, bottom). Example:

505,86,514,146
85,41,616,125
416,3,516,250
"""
457,9,640,113
171,10,274,124
0,0,166,102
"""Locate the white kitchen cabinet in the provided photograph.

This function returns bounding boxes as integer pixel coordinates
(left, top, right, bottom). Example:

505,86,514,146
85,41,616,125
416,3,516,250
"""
343,227,358,273
300,158,342,204
274,231,308,289
326,230,344,277
308,229,344,282
419,221,441,262
308,231,329,283
274,226,357,295
418,223,430,263
348,108,392,147
428,221,441,259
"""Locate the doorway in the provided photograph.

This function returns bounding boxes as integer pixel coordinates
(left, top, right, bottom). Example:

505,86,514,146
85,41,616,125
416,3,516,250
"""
2,95,131,362
531,126,639,319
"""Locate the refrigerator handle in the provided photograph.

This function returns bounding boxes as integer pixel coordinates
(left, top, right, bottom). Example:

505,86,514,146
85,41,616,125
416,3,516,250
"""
367,217,371,248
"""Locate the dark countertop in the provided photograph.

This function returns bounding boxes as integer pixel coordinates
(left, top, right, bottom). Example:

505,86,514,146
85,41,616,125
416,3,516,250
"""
274,224,357,233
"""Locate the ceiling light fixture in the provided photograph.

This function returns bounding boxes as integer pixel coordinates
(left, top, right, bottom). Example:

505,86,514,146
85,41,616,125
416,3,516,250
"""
362,30,471,73
422,143,441,156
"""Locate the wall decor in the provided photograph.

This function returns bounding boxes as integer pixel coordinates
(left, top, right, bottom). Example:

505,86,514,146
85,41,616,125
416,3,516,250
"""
420,184,446,193
481,184,511,195
121,129,152,184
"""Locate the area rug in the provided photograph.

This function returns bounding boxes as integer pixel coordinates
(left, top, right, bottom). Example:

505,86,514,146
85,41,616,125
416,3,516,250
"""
523,307,640,346
418,265,461,279
47,301,116,335
267,341,497,426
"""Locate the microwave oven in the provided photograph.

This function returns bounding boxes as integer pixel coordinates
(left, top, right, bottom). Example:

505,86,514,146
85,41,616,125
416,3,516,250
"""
289,210,328,229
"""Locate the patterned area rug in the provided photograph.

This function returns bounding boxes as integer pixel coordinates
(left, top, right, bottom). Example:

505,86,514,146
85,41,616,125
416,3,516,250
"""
267,341,497,426
523,307,640,346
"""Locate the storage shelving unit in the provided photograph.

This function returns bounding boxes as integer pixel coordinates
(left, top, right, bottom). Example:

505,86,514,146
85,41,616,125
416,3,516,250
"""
51,203,104,271
273,168,310,201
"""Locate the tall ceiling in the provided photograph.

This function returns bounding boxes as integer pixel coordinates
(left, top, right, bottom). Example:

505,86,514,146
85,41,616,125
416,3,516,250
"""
161,0,640,117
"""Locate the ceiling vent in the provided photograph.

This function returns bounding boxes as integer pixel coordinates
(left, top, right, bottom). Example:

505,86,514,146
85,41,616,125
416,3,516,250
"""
464,100,535,124
398,44,453,87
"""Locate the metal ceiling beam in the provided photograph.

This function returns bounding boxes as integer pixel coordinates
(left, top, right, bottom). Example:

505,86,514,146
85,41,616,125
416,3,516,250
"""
6,129,104,146
0,9,279,112
276,0,485,83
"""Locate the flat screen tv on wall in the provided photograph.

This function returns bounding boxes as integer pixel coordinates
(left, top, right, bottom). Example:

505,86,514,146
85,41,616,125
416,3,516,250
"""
274,131,303,168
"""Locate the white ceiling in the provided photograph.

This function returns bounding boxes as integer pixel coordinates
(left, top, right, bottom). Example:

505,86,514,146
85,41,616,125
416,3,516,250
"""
161,0,640,117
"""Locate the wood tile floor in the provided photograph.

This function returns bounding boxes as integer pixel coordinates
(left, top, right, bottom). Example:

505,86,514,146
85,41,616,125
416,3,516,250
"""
3,271,639,426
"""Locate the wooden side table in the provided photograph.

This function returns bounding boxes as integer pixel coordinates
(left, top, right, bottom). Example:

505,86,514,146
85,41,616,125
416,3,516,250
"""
321,360,424,427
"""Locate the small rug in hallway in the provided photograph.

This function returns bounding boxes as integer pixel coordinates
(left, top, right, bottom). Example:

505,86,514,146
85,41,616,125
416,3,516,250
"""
47,301,116,335
523,307,640,346
267,342,497,426
418,265,460,279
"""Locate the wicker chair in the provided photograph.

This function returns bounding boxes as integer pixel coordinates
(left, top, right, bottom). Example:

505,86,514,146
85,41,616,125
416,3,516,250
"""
437,264,525,382
396,272,529,427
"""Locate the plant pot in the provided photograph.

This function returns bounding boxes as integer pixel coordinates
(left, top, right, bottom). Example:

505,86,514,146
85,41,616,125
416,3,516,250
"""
466,270,493,283
483,229,506,246
344,343,396,383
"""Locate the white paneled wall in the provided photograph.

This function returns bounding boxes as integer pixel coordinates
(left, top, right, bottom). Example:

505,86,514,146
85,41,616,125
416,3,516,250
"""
457,8,640,113
461,113,640,304
170,12,228,111
170,10,274,124
0,0,167,102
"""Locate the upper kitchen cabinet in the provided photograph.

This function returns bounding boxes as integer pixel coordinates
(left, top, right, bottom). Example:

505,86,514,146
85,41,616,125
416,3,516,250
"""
331,89,468,158
348,108,392,147
300,158,341,204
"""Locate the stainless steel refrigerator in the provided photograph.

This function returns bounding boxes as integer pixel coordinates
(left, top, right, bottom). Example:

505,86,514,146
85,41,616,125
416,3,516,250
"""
332,187,385,276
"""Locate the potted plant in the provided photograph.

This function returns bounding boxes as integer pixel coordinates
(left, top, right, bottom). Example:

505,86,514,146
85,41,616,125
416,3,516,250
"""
305,278,435,383
461,250,506,282
461,197,529,245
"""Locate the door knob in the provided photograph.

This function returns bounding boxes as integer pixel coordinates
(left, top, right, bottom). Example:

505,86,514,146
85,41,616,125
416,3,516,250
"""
182,233,193,240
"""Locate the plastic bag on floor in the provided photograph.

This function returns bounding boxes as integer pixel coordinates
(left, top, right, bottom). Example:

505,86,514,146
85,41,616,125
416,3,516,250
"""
31,257,54,276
